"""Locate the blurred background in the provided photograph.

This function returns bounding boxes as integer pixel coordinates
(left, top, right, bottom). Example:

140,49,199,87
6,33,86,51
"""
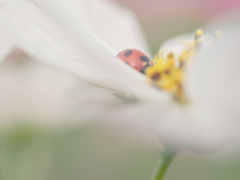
114,0,240,53
1,0,240,180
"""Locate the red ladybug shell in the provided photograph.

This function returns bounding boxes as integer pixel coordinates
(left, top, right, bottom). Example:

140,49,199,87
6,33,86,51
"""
117,49,153,74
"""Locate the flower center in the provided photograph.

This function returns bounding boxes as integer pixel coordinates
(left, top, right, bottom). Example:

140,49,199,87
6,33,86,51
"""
146,29,204,103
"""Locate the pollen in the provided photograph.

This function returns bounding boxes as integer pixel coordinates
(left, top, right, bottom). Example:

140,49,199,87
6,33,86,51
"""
146,29,205,102
195,29,203,37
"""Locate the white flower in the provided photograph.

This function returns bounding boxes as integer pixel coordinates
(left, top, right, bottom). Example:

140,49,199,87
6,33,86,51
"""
0,0,240,152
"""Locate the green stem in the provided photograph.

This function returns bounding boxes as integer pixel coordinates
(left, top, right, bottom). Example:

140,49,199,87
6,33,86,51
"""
151,149,176,180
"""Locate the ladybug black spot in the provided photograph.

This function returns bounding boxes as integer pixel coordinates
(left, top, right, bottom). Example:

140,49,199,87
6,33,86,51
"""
124,50,133,57
140,56,150,62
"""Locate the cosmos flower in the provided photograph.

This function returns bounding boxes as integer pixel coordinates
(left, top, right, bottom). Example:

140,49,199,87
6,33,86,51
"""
0,0,240,153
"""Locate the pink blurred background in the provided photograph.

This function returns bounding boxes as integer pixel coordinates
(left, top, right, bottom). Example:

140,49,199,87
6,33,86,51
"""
113,0,240,53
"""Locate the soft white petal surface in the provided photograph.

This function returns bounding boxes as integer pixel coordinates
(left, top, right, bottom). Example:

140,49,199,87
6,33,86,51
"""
112,101,228,151
0,0,169,101
55,0,150,53
0,0,118,88
188,31,240,142
0,51,124,127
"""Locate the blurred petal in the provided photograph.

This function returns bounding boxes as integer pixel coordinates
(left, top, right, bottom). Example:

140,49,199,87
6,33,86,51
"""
111,102,228,151
187,31,240,145
151,105,229,152
28,0,165,100
60,0,150,53
29,0,150,54
0,0,125,92
0,0,169,101
0,53,123,127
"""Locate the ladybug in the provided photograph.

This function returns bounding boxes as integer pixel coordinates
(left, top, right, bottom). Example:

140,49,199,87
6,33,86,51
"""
117,49,154,74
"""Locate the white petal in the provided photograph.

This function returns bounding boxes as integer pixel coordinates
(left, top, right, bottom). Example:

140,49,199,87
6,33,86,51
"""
187,31,240,144
80,0,150,53
0,0,169,101
111,102,228,152
29,0,150,54
151,104,230,152
0,0,129,93
0,53,123,127
24,0,161,99
44,0,150,54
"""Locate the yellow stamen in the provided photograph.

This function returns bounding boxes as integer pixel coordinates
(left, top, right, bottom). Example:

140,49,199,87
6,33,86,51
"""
146,29,206,103
195,29,203,37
